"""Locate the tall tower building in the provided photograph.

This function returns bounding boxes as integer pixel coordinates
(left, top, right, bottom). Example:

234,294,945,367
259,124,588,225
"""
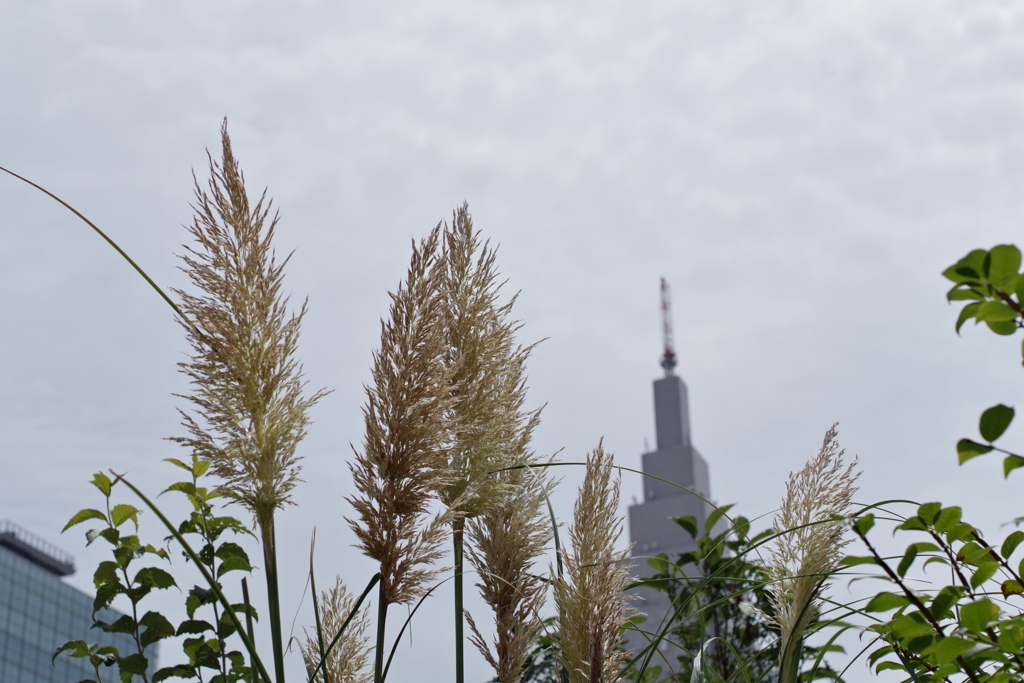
627,280,715,652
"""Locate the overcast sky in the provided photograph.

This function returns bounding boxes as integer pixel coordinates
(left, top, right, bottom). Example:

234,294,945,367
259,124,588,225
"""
3,1,1024,681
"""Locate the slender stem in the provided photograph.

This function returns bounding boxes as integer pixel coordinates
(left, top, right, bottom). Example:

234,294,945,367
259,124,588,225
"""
453,517,465,683
242,578,259,683
374,581,388,683
261,517,286,683
309,530,331,683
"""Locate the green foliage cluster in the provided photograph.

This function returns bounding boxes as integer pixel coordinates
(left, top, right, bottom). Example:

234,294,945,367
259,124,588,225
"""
56,457,259,683
846,244,1024,682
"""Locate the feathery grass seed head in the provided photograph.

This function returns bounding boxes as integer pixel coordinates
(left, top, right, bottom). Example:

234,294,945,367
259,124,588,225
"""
554,443,637,683
346,226,460,605
302,577,373,683
172,119,326,531
765,423,860,679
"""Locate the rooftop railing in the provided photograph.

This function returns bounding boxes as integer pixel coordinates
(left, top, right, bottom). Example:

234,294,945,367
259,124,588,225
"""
0,519,76,576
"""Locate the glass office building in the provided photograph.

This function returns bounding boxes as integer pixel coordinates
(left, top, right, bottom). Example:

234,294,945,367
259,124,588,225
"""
0,520,158,682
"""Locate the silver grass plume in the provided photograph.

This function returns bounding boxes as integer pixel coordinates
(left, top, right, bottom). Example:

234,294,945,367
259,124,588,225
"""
554,443,637,683
346,225,460,606
302,577,373,683
465,452,553,683
173,119,326,532
438,203,540,518
765,423,859,683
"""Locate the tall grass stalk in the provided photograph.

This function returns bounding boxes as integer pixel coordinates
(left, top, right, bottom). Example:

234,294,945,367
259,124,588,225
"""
763,424,859,683
171,120,327,683
346,225,461,683
438,204,542,683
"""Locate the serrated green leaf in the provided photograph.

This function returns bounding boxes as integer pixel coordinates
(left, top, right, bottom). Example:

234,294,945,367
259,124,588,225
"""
865,592,911,612
119,652,149,679
52,639,90,663
134,567,176,590
192,459,211,477
958,439,994,464
163,481,197,497
981,404,1016,442
154,665,198,681
110,504,140,530
956,302,982,333
176,619,215,635
163,458,192,472
64,509,108,532
216,556,252,578
91,473,113,497
986,244,1021,287
139,611,175,648
971,561,1000,588
1001,530,1024,558
102,614,136,635
1004,455,1024,478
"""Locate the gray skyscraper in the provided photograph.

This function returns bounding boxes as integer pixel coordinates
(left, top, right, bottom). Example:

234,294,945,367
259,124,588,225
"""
626,280,715,654
0,520,157,682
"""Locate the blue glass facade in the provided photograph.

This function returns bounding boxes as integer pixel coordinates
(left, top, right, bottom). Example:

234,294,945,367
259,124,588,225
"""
0,523,158,682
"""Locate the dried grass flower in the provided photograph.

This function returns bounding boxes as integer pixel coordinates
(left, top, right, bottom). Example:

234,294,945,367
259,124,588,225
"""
439,203,539,518
302,577,373,683
764,423,860,682
465,462,554,683
346,225,459,606
554,443,637,683
173,120,327,531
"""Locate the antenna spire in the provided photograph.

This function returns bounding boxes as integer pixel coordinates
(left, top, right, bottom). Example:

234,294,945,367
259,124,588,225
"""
660,277,677,376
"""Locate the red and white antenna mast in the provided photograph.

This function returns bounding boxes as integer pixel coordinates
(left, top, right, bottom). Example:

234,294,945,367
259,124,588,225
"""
660,277,677,375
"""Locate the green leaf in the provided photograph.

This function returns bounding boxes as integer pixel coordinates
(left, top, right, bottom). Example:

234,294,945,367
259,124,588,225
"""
110,504,140,530
704,507,727,534
53,640,91,663
163,481,197,497
154,665,197,681
978,300,1021,322
925,636,974,666
192,459,211,477
865,592,911,612
1001,530,1024,559
980,404,1015,442
139,611,175,649
959,598,998,633
91,473,113,497
217,556,252,578
931,586,964,620
176,619,215,635
853,514,875,536
163,458,192,472
94,582,123,613
672,515,698,538
898,545,918,578
947,287,985,301
971,561,1000,588
918,502,941,525
958,439,994,464
101,614,136,635
956,302,982,333
947,522,977,543
1004,455,1024,478
1001,579,1023,597
987,319,1018,335
134,567,176,590
933,507,962,533
985,244,1022,287
119,652,149,681
64,509,109,532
